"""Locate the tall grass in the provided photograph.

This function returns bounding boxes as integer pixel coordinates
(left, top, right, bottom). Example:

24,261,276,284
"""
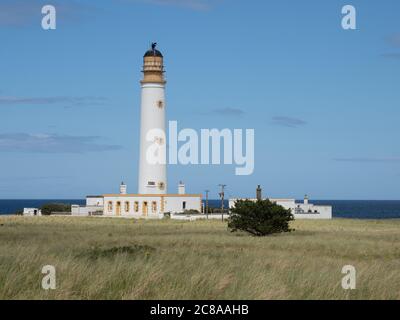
0,216,399,299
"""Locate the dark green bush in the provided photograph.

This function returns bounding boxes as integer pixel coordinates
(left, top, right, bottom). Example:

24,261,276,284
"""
40,203,71,216
228,199,294,236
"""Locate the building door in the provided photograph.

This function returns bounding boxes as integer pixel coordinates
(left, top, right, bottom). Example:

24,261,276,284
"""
116,201,121,216
142,201,148,216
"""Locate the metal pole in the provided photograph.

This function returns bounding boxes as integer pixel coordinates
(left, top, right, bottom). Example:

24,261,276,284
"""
218,184,226,222
205,190,209,219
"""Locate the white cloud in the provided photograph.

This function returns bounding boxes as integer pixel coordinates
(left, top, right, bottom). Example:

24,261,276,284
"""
0,96,108,107
334,157,400,163
0,133,122,153
124,0,217,11
271,116,307,128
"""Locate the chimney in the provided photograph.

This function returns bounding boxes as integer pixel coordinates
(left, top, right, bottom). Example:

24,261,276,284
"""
178,181,185,195
120,182,127,195
256,185,262,201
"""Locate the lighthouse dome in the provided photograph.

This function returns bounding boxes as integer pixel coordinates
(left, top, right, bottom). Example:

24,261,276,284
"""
144,43,163,58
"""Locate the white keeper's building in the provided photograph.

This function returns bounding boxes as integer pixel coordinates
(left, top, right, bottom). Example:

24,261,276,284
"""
229,186,332,220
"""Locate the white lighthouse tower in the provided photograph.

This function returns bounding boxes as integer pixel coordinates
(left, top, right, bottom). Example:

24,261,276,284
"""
138,43,167,194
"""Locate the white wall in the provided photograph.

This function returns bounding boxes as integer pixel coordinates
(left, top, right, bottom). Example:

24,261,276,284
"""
229,198,332,220
171,214,226,221
229,198,296,209
164,196,201,213
293,205,332,219
23,208,42,216
86,197,104,207
72,204,104,216
71,205,88,216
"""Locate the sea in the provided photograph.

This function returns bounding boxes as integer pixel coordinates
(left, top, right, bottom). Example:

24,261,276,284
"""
1,199,400,219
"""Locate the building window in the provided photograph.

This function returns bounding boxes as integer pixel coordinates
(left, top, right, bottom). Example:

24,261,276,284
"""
143,201,148,215
134,201,139,213
152,201,157,213
154,137,164,145
125,201,130,213
182,201,186,210
108,201,113,212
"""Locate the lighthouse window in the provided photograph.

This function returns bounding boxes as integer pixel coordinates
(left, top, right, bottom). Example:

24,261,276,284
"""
134,202,139,212
124,201,130,213
152,201,157,213
148,181,156,186
158,182,165,190
154,137,164,145
157,100,164,109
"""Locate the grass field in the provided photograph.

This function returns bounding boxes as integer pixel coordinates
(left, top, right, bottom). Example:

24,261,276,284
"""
0,216,399,300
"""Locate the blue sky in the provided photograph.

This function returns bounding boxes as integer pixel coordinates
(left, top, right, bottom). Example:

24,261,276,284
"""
0,0,399,200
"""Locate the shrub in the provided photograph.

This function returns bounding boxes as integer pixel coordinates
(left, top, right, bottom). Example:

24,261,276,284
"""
228,199,294,236
40,203,71,216
184,209,201,215
163,212,171,219
174,209,201,215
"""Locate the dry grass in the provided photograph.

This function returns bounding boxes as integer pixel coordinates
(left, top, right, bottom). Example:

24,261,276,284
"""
0,216,399,300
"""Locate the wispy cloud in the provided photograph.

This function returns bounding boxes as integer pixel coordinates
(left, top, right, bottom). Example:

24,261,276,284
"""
0,96,108,107
0,176,71,182
196,107,245,117
382,33,400,60
212,107,245,116
381,53,400,60
125,0,216,11
0,1,37,26
0,133,122,153
334,157,400,163
271,116,307,128
386,33,400,48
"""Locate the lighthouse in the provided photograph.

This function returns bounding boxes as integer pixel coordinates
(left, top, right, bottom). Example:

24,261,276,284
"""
138,43,167,194
78,44,206,217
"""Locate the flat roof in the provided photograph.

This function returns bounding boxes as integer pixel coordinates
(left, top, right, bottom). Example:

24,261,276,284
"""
103,194,202,198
